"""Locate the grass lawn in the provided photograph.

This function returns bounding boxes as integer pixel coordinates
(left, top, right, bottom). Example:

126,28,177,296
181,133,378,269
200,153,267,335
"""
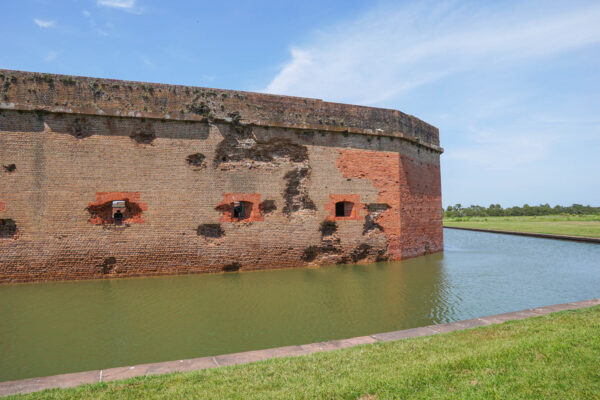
9,306,600,399
444,214,600,238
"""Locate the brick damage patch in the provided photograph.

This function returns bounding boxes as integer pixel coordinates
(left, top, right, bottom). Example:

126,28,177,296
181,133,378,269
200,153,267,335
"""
87,192,148,225
336,149,442,260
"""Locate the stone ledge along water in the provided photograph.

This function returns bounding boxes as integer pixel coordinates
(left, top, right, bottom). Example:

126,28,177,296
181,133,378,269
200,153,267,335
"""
445,226,600,243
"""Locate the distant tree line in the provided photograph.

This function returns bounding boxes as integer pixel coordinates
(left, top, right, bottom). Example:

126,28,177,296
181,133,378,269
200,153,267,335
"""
444,204,600,218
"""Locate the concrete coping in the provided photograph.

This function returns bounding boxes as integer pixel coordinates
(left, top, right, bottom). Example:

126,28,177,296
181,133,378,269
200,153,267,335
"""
0,69,443,153
0,298,598,397
444,226,600,244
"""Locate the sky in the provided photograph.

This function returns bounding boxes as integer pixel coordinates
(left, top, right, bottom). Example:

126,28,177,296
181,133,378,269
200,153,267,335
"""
1,0,599,208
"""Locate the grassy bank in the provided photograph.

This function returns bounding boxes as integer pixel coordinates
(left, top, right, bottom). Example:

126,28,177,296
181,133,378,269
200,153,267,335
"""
444,214,600,238
9,306,600,399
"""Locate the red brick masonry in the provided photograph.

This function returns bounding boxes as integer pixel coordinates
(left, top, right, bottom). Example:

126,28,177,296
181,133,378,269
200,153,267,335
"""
337,150,443,260
0,69,443,282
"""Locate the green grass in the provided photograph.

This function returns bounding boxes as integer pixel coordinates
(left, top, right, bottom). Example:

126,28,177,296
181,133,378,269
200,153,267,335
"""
9,306,600,399
444,214,600,238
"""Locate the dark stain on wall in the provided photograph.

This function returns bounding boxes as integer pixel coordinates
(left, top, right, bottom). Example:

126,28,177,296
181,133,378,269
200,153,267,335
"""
259,200,277,214
186,153,206,169
130,129,156,144
320,220,337,236
222,262,242,272
186,102,212,118
3,164,16,173
342,243,388,264
0,219,17,238
97,257,117,274
214,131,308,168
69,117,94,139
301,245,320,262
363,203,390,235
282,167,316,215
196,223,225,239
301,242,341,262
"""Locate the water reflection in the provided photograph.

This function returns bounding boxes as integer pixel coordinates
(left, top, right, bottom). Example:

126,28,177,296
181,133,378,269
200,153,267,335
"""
0,229,599,381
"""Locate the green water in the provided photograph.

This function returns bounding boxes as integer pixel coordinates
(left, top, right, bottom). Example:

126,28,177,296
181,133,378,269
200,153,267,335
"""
1,228,599,381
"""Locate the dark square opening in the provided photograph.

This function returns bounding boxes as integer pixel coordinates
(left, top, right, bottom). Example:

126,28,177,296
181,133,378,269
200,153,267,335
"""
335,201,346,217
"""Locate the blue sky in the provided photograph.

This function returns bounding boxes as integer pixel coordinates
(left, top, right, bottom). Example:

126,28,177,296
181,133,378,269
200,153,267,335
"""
2,0,599,207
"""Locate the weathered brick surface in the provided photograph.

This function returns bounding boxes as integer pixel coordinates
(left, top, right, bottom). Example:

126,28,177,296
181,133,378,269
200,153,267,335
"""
0,69,441,150
0,70,442,283
337,149,443,260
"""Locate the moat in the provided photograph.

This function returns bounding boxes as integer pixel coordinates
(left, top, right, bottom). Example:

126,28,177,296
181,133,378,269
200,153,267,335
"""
1,228,599,382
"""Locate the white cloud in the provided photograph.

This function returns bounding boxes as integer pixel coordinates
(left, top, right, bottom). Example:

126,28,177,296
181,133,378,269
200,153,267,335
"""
97,0,135,9
265,1,600,106
82,10,91,17
33,18,55,28
444,129,558,171
45,51,57,62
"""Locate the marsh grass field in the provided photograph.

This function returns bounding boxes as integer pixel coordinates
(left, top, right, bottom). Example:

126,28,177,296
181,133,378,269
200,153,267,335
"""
444,214,600,238
8,306,600,399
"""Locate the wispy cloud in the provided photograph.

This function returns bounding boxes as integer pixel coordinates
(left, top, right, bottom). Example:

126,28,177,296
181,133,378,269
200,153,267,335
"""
83,9,113,36
264,1,600,205
45,51,57,62
444,129,558,171
33,18,55,28
265,1,600,105
97,0,135,9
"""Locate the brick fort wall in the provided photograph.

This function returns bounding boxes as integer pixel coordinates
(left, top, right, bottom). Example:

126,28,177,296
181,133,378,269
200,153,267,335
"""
0,70,443,283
